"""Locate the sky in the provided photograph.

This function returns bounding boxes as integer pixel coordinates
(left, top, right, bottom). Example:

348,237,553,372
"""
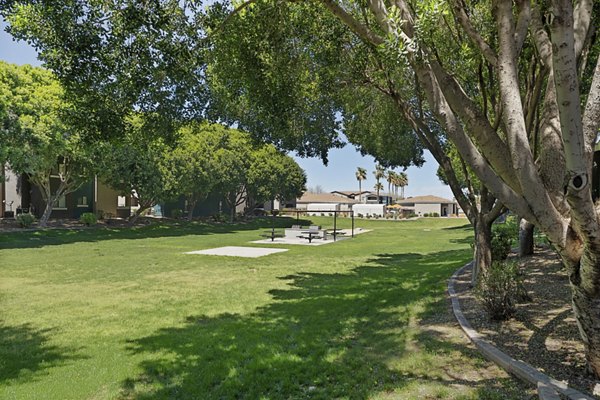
0,19,454,199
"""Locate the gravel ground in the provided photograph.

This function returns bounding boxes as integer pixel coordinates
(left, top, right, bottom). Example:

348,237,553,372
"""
454,247,600,398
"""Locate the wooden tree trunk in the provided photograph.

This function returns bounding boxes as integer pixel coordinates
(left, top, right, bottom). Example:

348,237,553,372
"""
472,215,493,286
187,198,197,221
519,219,535,257
38,193,59,228
571,255,600,377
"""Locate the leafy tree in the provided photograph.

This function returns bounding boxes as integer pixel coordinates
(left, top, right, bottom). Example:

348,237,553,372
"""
355,167,367,203
0,61,93,226
246,144,306,211
98,116,174,226
167,122,225,221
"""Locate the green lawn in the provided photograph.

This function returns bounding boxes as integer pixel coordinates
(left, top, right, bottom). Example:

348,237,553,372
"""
0,217,527,399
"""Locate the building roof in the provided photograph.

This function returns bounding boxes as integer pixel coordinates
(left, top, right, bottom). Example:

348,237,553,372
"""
297,192,359,204
331,190,371,197
396,195,455,205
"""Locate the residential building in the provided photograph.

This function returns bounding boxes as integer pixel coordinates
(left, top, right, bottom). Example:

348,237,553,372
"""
395,195,459,216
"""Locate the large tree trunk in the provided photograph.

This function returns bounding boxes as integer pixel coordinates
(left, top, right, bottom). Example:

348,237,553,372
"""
38,192,59,228
570,250,600,376
519,219,535,257
472,214,493,286
128,200,152,227
186,197,197,222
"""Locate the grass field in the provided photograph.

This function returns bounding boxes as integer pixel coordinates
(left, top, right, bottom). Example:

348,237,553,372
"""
0,217,527,399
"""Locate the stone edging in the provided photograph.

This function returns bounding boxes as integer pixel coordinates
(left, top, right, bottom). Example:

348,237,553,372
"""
448,261,595,400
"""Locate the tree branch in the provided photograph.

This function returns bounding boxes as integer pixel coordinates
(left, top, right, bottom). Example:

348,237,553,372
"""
448,0,497,66
320,0,384,46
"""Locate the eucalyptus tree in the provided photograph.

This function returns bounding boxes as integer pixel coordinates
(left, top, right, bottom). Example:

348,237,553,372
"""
0,61,93,227
355,167,367,202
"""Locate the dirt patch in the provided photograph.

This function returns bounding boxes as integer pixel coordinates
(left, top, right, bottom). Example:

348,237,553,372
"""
454,247,600,397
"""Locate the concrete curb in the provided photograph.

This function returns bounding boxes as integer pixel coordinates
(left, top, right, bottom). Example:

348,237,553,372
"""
448,262,595,400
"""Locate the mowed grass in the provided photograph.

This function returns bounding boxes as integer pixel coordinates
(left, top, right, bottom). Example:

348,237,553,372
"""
0,217,525,399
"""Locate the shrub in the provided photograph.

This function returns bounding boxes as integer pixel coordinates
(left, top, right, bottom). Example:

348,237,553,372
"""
491,219,518,261
476,261,522,320
171,208,183,219
211,212,227,222
423,213,430,217
408,213,417,218
432,212,440,217
16,213,36,228
357,213,363,218
79,212,97,226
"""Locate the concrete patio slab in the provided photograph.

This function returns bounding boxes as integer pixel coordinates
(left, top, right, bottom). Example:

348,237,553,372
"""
185,246,288,258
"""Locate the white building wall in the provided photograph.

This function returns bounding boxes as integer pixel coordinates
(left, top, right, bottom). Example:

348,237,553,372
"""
3,168,21,213
307,203,339,216
352,203,385,217
415,203,442,216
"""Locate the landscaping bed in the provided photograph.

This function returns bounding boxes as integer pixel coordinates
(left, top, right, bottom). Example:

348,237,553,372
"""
454,248,599,398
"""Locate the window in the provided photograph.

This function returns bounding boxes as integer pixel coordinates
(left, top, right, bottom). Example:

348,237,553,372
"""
117,196,127,207
77,196,88,206
54,195,66,209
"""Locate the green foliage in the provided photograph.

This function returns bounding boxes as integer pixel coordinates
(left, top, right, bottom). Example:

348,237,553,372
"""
79,212,97,226
16,213,35,228
97,115,174,216
246,144,306,206
171,209,183,219
0,61,93,223
476,261,523,321
491,216,518,261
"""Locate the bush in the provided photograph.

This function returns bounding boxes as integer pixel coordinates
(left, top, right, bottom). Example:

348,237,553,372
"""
357,213,363,218
432,212,440,217
475,261,522,320
16,213,36,228
423,213,430,217
79,212,97,226
171,208,183,219
491,218,518,261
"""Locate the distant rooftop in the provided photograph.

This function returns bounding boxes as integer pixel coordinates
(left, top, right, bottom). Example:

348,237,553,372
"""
298,192,359,203
396,195,455,204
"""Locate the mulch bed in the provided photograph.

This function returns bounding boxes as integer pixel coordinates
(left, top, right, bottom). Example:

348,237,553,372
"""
454,247,600,398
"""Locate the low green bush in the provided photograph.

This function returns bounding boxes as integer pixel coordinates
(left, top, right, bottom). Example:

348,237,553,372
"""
171,208,183,219
79,212,98,226
476,261,523,320
16,213,36,228
432,212,440,217
491,216,518,261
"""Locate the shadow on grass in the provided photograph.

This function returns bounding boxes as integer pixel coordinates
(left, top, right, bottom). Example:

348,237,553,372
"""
117,248,519,399
0,217,313,250
0,322,83,383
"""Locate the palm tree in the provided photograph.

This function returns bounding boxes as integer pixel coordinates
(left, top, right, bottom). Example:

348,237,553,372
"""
386,171,394,199
373,164,385,203
355,167,367,203
374,182,384,201
398,172,408,199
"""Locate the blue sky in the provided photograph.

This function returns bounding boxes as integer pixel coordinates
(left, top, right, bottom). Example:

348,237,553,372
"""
0,20,453,199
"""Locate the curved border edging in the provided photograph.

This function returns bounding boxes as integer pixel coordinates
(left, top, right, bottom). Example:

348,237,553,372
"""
448,261,595,400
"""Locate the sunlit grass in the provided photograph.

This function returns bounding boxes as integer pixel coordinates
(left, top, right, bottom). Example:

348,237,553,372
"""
0,217,529,399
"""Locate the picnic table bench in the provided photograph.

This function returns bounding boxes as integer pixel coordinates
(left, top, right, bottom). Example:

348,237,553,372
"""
261,230,285,241
298,230,322,243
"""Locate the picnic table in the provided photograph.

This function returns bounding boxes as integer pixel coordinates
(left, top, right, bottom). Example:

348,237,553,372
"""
261,230,284,241
326,228,346,241
299,230,322,243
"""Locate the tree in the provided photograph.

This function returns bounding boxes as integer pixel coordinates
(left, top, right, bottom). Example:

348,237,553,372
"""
98,116,174,226
246,144,307,210
355,167,367,203
167,122,224,221
10,0,600,376
373,164,385,203
0,61,93,227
